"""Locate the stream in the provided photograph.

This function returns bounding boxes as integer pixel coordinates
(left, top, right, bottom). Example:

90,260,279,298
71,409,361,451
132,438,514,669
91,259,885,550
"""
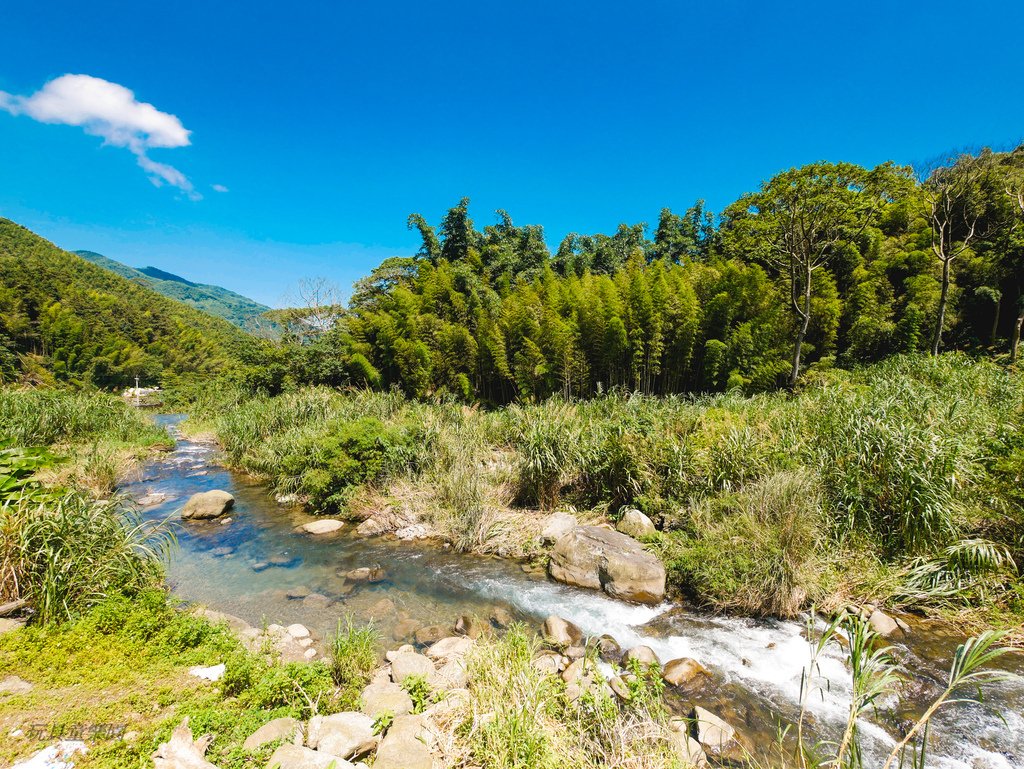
125,415,1023,769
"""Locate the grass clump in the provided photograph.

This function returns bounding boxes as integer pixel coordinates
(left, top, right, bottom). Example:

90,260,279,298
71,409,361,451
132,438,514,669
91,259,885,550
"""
328,616,380,706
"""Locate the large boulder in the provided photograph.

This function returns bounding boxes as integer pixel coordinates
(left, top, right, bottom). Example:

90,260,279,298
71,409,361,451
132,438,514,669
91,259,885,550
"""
243,717,301,751
307,712,377,759
616,508,656,539
373,714,432,769
549,526,666,603
264,743,354,769
181,490,234,520
389,651,435,684
692,706,739,757
360,681,413,718
662,657,710,688
542,615,582,647
868,609,903,638
623,645,660,668
300,519,344,535
425,636,474,662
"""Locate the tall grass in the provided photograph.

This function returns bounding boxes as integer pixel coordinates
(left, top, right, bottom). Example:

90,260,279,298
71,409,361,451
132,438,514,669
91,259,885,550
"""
0,491,173,622
0,388,168,447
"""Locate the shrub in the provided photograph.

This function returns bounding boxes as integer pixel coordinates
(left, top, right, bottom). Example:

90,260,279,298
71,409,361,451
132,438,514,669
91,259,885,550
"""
664,470,826,616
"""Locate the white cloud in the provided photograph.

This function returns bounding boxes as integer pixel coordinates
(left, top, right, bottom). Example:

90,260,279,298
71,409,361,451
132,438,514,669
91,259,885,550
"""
211,183,229,193
0,74,199,199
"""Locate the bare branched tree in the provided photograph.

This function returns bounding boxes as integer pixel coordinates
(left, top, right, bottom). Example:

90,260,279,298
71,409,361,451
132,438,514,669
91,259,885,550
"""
265,277,346,345
922,153,991,355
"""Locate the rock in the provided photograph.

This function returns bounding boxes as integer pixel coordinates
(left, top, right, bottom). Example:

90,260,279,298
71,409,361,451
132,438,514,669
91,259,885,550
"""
369,598,396,617
668,719,708,767
360,681,413,718
264,743,355,769
303,593,333,610
153,718,218,769
662,658,710,688
211,546,234,557
307,712,376,759
243,717,301,751
532,652,564,675
193,607,253,635
596,634,621,660
188,663,226,682
181,490,235,520
435,658,469,688
395,523,433,540
0,618,26,635
373,714,431,769
692,706,738,756
609,676,630,699
286,585,312,599
0,675,32,695
354,508,418,538
548,526,666,604
540,511,577,544
425,636,474,662
390,651,436,683
454,614,486,639
303,648,317,660
561,658,588,684
269,554,299,568
300,519,344,535
541,615,582,647
252,561,270,572
616,508,657,538
489,606,513,628
393,618,422,641
868,609,902,638
344,566,386,583
414,624,448,645
895,616,912,634
623,645,660,668
565,645,586,660
137,492,169,507
286,624,311,640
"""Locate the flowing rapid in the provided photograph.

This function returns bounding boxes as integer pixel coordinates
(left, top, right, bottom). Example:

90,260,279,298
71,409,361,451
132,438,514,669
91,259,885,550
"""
127,416,1023,769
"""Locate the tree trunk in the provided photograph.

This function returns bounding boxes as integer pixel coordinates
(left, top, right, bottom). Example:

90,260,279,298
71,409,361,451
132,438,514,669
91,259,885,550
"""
1012,312,1024,365
991,295,1001,348
932,257,951,356
789,270,813,388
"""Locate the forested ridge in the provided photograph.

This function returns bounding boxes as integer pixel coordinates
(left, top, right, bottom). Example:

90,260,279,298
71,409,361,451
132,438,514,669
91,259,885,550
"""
267,147,1024,402
0,219,257,388
75,250,271,330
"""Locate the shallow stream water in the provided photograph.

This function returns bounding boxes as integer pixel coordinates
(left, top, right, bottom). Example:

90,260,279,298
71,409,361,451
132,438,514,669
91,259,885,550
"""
125,415,1023,769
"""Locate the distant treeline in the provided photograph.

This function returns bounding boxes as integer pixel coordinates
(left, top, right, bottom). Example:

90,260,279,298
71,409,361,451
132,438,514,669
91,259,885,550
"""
260,147,1024,401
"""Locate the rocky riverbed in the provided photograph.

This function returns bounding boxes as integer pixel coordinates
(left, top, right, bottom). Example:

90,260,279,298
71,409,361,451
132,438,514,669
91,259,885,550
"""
123,416,1024,769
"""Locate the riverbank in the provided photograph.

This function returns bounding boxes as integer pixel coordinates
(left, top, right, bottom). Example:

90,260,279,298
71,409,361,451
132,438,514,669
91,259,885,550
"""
180,353,1024,639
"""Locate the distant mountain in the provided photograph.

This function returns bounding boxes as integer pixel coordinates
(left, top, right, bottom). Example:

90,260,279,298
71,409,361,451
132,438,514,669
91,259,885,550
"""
75,250,270,330
0,219,256,388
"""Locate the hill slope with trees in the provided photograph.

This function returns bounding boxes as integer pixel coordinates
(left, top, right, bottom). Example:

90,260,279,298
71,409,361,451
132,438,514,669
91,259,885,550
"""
0,219,258,388
75,250,271,330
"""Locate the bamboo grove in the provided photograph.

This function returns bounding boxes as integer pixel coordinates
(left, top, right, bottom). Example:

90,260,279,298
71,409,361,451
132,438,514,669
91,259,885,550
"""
264,147,1024,402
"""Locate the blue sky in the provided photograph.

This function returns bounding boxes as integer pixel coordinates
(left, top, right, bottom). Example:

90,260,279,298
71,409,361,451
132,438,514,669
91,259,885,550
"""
1,1,1022,307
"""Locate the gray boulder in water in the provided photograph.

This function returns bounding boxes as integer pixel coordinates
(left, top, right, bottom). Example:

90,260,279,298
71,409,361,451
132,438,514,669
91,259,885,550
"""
181,490,234,520
548,525,666,604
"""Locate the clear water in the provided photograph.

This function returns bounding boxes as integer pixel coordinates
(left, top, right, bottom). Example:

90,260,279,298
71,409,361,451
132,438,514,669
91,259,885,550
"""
125,415,1023,769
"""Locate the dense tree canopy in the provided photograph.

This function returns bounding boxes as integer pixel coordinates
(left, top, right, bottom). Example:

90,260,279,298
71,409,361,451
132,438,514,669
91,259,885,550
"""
271,147,1024,402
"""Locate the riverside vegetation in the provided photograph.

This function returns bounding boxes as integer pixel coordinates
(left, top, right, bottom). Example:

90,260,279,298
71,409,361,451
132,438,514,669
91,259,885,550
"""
1,145,1023,768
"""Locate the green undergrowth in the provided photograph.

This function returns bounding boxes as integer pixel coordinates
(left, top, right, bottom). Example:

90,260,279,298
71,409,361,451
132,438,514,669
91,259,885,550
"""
0,592,382,769
185,353,1024,629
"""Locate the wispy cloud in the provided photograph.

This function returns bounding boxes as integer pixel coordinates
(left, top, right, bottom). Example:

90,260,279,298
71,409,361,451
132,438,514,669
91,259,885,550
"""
211,183,229,193
0,74,200,199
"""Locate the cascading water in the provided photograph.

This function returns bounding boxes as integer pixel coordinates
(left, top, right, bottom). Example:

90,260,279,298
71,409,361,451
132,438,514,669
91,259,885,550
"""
126,416,1023,769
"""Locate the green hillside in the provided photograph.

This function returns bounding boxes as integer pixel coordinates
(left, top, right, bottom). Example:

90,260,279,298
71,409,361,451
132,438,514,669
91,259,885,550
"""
0,219,256,388
75,250,271,329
